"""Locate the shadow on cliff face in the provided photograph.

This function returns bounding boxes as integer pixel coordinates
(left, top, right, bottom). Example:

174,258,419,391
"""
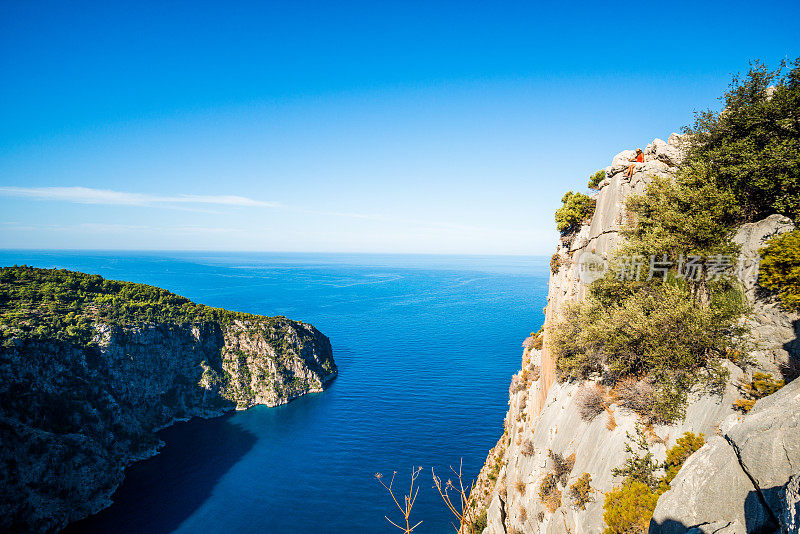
744,486,782,534
648,518,688,534
780,316,800,382
649,487,784,534
62,413,256,534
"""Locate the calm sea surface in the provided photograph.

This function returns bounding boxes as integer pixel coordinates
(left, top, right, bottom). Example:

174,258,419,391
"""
0,251,548,533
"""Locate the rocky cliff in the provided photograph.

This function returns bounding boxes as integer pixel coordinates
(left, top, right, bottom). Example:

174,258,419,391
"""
651,376,800,534
472,136,799,534
0,267,337,533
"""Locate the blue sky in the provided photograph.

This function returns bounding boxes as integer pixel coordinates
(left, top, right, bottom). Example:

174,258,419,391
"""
1,1,798,254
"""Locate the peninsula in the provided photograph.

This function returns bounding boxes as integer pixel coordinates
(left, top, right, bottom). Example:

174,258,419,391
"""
0,266,337,532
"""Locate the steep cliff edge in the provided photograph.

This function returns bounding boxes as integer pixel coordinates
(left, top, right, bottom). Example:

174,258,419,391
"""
472,136,799,534
0,266,337,533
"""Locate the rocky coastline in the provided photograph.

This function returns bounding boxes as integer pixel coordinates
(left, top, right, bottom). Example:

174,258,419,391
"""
0,269,337,533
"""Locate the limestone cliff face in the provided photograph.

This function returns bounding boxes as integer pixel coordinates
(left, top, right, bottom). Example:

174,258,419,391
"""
0,317,336,533
473,135,798,534
651,377,800,534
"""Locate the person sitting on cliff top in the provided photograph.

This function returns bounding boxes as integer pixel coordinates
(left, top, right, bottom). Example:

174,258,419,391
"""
625,148,644,178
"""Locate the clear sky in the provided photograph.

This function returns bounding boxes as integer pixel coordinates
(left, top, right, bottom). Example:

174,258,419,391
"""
1,1,798,254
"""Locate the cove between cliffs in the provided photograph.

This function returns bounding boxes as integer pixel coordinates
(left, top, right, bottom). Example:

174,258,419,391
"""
0,265,338,533
1,251,546,534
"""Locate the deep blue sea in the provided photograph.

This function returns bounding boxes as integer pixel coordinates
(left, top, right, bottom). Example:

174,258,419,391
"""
0,251,548,533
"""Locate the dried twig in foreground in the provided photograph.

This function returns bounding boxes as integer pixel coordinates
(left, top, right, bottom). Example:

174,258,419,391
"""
432,459,477,534
376,467,424,533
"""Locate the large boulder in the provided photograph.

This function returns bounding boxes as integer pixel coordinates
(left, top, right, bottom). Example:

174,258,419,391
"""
644,137,685,168
733,214,798,376
734,214,795,299
650,378,800,534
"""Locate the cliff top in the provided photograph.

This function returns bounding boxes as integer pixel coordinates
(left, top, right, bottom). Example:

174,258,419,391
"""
0,265,290,347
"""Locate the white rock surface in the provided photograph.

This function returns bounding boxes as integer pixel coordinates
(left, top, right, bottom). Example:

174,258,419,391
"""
651,378,800,534
475,135,798,534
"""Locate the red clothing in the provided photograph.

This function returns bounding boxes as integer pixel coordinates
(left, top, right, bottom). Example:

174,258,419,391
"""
635,153,644,162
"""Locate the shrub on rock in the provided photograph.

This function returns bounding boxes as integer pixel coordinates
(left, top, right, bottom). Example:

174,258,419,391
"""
588,169,606,190
733,372,785,412
555,191,596,235
575,383,606,421
602,480,659,534
662,432,705,486
616,377,655,418
682,58,800,224
569,473,593,510
759,229,800,312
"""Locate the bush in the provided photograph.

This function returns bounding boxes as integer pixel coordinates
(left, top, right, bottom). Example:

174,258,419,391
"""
472,509,488,532
569,473,593,510
515,479,526,495
759,229,800,312
509,375,526,395
549,450,575,485
602,480,659,534
622,172,741,260
526,365,541,382
588,169,606,190
682,58,800,224
521,439,535,456
615,377,655,418
551,280,743,423
733,372,785,412
538,473,562,513
555,191,596,235
604,430,704,532
663,432,705,486
611,425,660,490
575,384,606,421
487,458,501,482
539,472,557,497
550,253,564,274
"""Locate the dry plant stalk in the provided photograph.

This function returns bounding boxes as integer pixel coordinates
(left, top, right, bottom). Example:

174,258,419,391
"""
432,459,478,534
644,423,667,445
375,467,423,533
605,407,617,431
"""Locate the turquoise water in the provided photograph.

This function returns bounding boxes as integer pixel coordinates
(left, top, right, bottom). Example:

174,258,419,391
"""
0,251,548,533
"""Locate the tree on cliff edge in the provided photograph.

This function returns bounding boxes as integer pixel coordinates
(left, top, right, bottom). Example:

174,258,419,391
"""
683,58,800,224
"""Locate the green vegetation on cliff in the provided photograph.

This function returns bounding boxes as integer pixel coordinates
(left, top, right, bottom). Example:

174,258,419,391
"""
1,265,335,532
733,372,785,412
0,265,276,347
621,171,741,260
555,191,596,234
588,169,606,190
683,58,800,224
759,229,800,311
552,278,746,422
550,60,800,422
603,428,705,534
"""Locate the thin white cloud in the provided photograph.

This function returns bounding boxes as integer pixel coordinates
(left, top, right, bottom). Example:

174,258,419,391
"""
0,186,481,231
0,186,533,246
0,186,281,208
2,221,246,235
